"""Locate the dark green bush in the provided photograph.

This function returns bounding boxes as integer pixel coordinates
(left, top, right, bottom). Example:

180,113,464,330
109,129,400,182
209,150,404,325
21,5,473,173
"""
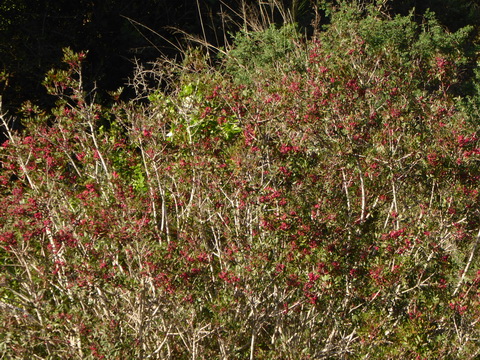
223,23,306,84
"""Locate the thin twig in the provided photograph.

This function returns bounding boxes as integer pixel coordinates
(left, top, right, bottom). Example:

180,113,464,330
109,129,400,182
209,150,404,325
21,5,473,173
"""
453,228,480,296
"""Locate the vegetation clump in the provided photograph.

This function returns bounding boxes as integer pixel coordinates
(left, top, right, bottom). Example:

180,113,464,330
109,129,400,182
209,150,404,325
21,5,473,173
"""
1,2,479,359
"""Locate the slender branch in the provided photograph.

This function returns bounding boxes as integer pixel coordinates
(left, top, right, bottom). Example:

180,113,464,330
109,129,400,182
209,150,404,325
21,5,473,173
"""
453,228,480,296
0,102,37,191
341,168,351,214
357,158,366,222
391,175,399,230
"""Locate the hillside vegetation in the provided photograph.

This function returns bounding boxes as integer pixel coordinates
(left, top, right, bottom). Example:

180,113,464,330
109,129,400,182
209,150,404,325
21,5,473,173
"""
1,2,480,359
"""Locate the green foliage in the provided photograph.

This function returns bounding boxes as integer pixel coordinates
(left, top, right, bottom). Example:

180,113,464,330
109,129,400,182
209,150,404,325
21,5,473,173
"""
321,2,474,93
223,23,306,84
149,79,242,145
460,63,480,124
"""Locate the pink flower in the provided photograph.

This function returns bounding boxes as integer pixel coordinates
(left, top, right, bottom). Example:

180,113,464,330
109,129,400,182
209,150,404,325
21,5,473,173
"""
279,222,290,231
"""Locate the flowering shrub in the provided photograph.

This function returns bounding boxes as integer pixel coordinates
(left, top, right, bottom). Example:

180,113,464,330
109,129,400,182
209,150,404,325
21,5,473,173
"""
1,3,479,359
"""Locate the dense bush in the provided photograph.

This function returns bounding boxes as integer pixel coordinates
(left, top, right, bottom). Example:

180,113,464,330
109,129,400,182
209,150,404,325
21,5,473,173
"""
223,23,306,84
1,2,479,359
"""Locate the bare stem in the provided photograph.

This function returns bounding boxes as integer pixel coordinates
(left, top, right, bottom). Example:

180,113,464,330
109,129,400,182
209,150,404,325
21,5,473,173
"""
453,228,480,296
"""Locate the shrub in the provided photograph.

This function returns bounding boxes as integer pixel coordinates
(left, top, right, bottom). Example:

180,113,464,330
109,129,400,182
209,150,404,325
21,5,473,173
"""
0,2,479,359
223,23,306,85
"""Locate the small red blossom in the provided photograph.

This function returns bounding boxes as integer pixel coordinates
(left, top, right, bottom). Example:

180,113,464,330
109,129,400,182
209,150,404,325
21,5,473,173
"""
275,263,286,273
219,271,240,284
287,274,301,287
279,222,290,231
76,152,86,161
